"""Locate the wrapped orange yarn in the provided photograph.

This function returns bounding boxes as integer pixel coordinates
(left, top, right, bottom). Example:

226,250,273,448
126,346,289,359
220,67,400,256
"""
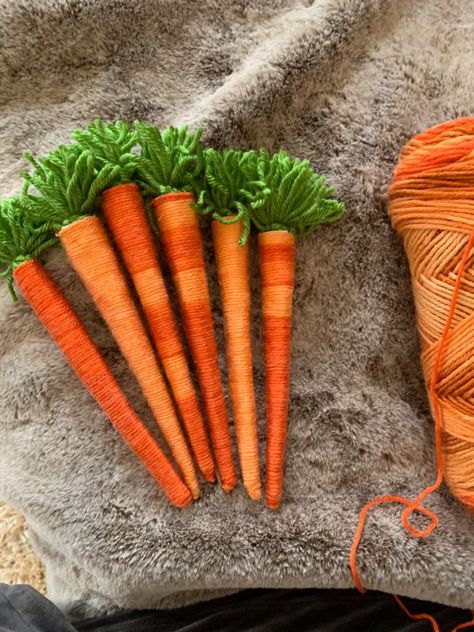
389,117,474,511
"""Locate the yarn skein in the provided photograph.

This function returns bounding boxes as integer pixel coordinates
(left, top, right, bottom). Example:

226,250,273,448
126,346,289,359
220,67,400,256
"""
389,117,474,512
350,117,474,631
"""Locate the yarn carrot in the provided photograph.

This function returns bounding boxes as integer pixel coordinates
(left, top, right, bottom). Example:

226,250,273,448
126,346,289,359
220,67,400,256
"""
136,123,237,493
0,198,191,508
21,144,200,498
252,150,344,509
197,148,269,500
72,121,215,483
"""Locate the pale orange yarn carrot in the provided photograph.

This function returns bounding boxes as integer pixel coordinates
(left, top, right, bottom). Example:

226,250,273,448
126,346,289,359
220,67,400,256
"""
198,148,267,500
212,218,261,499
349,117,474,631
21,145,199,499
136,124,237,493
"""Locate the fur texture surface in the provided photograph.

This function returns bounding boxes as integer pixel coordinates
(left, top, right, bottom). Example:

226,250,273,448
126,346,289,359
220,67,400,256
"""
1,0,474,617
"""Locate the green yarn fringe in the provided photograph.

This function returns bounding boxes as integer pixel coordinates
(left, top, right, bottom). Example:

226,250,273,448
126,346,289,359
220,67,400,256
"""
0,121,345,302
197,148,269,245
0,197,57,299
135,123,204,197
72,120,139,184
22,144,120,231
250,150,344,235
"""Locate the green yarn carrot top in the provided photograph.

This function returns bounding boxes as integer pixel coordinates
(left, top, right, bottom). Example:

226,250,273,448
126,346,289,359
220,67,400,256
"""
197,148,268,245
135,123,204,196
0,197,57,298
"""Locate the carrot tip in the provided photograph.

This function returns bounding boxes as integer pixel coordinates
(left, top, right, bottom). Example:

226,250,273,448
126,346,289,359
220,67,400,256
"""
266,497,281,510
247,486,262,502
221,479,237,493
202,470,217,484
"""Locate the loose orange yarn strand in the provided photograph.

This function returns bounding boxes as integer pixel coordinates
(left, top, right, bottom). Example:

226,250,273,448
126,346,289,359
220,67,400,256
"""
393,595,440,632
350,220,474,630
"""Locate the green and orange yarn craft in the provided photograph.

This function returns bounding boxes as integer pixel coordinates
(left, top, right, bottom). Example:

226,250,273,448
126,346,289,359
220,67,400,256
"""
72,121,216,485
0,197,191,508
20,143,200,499
197,148,269,501
135,123,237,494
250,149,344,509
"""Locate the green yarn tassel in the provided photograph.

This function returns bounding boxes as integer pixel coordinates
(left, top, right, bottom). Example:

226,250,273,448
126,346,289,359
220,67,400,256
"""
21,144,121,231
251,150,344,235
0,197,57,300
72,120,139,184
135,123,204,197
197,149,269,245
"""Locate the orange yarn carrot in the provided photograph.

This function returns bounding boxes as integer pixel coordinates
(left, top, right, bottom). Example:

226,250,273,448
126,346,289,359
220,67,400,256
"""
102,184,215,483
259,230,296,508
212,219,260,498
0,201,191,508
135,123,236,493
153,192,236,492
21,145,200,499
197,148,269,500
251,150,344,509
72,121,215,482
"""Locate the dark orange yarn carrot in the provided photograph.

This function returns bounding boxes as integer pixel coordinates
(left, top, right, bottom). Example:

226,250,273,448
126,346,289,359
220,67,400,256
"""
0,199,191,508
13,259,192,508
21,144,200,499
251,150,344,509
101,183,215,482
259,230,296,508
136,123,236,493
153,192,236,492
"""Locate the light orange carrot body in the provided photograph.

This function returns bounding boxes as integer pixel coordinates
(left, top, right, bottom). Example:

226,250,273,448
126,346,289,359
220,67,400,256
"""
259,230,296,509
13,258,191,508
212,218,261,499
101,183,215,482
152,192,236,492
58,215,199,498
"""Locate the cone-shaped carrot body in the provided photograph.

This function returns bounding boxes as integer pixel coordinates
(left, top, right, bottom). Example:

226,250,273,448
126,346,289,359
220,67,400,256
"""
101,183,215,483
152,192,237,492
58,215,200,499
13,258,192,508
259,230,296,509
212,218,261,500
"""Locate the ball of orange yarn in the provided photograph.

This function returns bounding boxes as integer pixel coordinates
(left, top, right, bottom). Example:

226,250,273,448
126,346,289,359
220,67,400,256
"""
389,117,474,511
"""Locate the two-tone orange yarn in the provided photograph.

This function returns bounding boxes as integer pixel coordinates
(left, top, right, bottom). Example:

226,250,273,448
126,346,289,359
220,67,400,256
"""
153,192,237,492
350,117,474,631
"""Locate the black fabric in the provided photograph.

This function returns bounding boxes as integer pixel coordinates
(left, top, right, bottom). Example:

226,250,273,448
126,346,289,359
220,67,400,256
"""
74,589,471,632
0,584,471,632
0,584,76,632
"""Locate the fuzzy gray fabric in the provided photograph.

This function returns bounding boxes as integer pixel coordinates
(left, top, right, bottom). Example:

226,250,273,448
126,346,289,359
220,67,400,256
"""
1,0,474,618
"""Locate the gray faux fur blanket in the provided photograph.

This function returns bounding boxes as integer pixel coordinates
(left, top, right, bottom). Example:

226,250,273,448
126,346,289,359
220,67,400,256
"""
1,0,474,618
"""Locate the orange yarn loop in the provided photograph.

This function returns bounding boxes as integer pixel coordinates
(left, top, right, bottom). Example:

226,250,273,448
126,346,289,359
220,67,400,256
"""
350,117,474,630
